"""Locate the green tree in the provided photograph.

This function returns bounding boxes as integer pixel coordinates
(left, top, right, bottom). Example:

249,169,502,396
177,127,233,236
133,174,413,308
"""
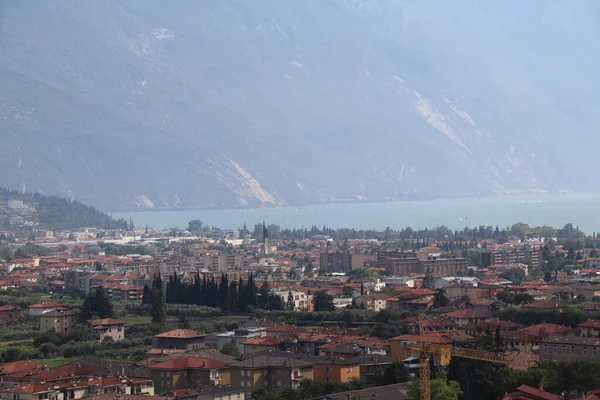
422,268,435,289
80,287,114,321
151,274,167,325
312,290,335,312
187,220,203,235
433,289,450,308
222,340,239,357
286,291,295,311
342,286,355,297
406,372,462,400
382,361,411,385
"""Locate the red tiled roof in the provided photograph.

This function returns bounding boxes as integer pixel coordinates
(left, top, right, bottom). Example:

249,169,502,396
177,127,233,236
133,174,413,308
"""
444,309,489,319
88,318,125,326
391,333,454,345
154,329,207,339
148,357,229,370
519,323,569,337
0,304,21,312
505,384,561,400
577,319,600,329
0,360,40,374
522,301,564,310
27,302,64,309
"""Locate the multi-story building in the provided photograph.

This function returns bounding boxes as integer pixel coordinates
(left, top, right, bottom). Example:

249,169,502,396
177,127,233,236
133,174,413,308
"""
148,357,231,395
40,310,79,334
228,355,313,396
320,252,352,273
420,258,468,276
152,329,207,350
0,304,22,323
86,318,125,342
355,294,390,312
274,290,309,312
540,335,600,363
312,356,360,383
476,244,542,274
378,251,467,276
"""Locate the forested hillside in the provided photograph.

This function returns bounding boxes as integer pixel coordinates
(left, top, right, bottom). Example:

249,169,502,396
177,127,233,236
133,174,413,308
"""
0,187,128,230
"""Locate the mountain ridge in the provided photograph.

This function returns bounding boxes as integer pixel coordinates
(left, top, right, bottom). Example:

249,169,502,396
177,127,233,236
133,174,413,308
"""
0,1,598,210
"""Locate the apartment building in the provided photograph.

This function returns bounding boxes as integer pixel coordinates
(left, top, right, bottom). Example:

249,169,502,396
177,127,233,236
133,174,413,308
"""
40,310,79,334
228,355,313,397
86,318,125,342
148,357,231,395
540,335,600,363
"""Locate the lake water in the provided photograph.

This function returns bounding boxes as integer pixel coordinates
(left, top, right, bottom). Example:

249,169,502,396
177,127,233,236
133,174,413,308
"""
111,192,600,234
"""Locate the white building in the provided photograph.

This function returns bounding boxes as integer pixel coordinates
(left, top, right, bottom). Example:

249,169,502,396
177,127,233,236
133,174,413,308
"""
216,327,265,356
274,290,309,311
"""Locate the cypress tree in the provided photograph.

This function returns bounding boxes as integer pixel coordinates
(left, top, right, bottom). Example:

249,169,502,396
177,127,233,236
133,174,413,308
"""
229,278,238,312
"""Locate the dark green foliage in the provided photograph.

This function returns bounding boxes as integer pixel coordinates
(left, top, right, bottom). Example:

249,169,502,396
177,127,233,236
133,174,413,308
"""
433,289,450,308
382,361,411,385
165,273,283,312
496,306,584,327
0,187,127,230
222,340,239,357
80,286,114,321
312,290,335,312
150,274,166,325
499,268,526,284
14,243,49,258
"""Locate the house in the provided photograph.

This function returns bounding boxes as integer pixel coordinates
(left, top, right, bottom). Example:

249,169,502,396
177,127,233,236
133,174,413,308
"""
153,329,207,350
518,323,570,338
241,335,290,356
40,309,79,334
0,377,154,400
86,318,125,342
0,304,22,323
578,319,600,337
570,284,600,301
312,356,360,383
502,384,561,400
26,302,66,316
522,301,564,312
463,320,523,337
502,331,543,352
443,309,492,326
355,293,390,312
227,355,313,396
148,357,231,395
466,299,504,314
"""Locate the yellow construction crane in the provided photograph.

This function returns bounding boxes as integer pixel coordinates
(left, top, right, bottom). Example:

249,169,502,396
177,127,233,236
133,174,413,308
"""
410,313,536,400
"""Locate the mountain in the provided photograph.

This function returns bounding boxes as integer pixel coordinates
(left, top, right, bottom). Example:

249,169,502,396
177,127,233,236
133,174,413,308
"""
0,187,127,230
1,0,599,210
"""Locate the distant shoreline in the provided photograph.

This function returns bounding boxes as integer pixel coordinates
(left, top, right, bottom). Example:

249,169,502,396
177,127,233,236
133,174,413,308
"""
106,189,577,214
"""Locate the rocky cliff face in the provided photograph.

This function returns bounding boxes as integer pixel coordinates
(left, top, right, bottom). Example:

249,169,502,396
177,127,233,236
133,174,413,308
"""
1,0,599,210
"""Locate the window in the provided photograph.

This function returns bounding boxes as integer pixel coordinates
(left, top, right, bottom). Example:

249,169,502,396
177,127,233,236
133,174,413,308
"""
584,347,588,356
543,346,548,354
240,381,245,387
277,380,281,387
325,367,330,373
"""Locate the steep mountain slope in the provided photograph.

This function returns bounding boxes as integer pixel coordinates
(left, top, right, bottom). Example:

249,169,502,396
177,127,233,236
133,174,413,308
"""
0,0,598,210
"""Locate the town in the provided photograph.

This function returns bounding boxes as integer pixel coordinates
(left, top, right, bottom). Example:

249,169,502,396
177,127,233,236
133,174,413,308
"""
1,216,600,400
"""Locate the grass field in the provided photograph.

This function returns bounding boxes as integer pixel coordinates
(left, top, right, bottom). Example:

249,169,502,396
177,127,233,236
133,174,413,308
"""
30,357,76,367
